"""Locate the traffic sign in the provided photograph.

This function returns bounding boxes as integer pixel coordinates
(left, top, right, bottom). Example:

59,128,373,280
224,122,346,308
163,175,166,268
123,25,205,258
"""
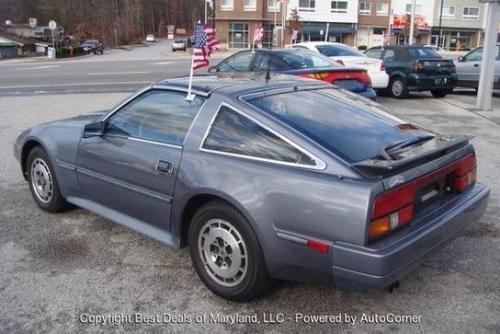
48,20,57,30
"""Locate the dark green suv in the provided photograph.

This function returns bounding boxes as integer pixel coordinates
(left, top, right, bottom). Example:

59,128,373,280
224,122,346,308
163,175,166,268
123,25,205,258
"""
365,45,457,98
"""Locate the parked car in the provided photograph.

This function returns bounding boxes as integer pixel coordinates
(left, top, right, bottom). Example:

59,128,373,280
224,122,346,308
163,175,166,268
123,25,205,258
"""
454,44,500,91
365,45,457,98
172,39,187,52
14,75,489,301
292,42,389,89
81,39,104,54
209,48,376,100
146,34,156,42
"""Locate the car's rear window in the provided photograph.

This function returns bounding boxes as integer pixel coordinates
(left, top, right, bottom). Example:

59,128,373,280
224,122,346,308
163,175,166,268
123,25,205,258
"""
316,44,363,57
248,88,432,163
274,51,336,69
408,47,441,59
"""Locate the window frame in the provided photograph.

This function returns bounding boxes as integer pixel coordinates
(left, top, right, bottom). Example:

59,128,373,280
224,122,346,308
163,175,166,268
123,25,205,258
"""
102,87,207,148
268,0,279,12
442,5,455,17
376,3,389,16
359,2,371,15
299,0,316,12
244,0,256,11
331,1,348,13
221,0,234,11
463,7,479,19
199,102,326,170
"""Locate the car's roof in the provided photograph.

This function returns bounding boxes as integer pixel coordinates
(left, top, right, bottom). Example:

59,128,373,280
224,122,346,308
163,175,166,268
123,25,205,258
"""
156,74,327,97
295,42,345,47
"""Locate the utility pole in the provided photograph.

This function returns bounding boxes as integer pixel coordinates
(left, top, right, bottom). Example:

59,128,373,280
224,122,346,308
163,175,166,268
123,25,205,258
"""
409,0,416,45
205,0,208,24
476,1,500,110
437,0,444,48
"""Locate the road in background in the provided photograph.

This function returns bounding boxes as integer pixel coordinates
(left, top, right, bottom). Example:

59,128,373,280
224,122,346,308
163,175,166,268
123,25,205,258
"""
0,39,223,95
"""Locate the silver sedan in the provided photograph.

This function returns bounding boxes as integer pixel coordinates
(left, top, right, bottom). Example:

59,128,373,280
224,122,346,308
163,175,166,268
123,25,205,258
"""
454,44,500,90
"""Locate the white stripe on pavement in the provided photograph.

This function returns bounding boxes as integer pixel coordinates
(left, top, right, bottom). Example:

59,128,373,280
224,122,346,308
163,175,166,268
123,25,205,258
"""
0,81,152,89
15,65,60,70
87,71,151,76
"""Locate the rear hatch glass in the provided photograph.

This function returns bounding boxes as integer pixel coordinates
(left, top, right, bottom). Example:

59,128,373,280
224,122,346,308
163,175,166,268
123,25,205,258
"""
247,88,433,163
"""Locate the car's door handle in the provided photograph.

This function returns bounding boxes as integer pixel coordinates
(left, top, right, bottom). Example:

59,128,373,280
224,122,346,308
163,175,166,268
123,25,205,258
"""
157,160,174,175
474,64,479,67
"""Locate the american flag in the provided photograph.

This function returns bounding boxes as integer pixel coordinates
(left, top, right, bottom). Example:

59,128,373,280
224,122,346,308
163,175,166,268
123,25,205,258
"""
193,24,220,70
253,24,264,43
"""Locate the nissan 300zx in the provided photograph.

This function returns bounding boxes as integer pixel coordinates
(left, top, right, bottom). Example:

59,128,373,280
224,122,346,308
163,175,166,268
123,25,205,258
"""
14,75,489,301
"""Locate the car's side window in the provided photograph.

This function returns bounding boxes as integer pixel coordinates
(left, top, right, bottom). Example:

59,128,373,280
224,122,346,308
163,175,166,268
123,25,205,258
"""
365,48,383,59
217,52,254,72
106,90,205,146
464,47,482,62
383,49,395,62
252,53,284,71
202,105,316,166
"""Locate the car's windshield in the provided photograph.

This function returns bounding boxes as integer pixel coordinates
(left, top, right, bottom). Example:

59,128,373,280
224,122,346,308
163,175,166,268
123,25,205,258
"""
83,40,98,45
248,88,432,163
409,47,441,59
274,51,336,69
316,44,364,57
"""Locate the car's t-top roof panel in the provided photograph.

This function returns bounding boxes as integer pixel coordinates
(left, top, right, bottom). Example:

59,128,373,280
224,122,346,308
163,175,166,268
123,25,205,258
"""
155,74,328,97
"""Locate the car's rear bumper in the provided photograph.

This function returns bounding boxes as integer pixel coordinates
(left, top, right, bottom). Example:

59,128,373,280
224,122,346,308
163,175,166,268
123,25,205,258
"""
407,74,457,91
368,71,389,89
332,183,489,290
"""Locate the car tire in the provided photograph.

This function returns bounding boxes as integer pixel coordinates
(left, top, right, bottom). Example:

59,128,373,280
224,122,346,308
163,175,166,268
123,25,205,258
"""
431,89,448,98
389,76,409,98
26,146,69,213
188,201,273,301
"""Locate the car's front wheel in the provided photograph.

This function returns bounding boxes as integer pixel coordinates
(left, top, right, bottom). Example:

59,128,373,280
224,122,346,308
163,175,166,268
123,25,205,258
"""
188,201,272,301
389,76,409,98
26,146,68,213
431,89,449,98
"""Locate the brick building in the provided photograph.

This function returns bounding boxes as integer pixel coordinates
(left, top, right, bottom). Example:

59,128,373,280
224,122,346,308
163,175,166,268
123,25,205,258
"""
357,0,391,48
214,0,284,48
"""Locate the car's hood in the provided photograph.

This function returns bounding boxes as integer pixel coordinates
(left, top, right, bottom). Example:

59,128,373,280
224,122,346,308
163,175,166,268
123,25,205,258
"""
43,111,107,127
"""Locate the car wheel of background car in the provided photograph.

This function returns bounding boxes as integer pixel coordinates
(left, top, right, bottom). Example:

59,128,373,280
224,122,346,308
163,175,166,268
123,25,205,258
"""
389,76,409,98
26,146,68,213
431,89,448,98
188,200,272,301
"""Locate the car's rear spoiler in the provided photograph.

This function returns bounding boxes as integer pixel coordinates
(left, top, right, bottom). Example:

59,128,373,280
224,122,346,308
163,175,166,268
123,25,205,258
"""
351,135,473,178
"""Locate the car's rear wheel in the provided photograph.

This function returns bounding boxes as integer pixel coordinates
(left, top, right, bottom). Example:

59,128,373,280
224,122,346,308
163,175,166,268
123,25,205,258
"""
188,201,272,301
26,146,68,213
431,89,449,98
389,76,409,98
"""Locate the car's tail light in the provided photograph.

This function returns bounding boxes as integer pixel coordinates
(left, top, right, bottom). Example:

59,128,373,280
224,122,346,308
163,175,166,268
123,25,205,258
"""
336,59,345,66
369,182,417,240
358,70,372,86
368,153,477,241
415,61,424,72
453,154,476,192
380,61,386,71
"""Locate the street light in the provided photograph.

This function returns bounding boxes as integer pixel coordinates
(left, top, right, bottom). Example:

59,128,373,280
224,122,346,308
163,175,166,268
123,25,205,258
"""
476,0,500,110
409,0,416,45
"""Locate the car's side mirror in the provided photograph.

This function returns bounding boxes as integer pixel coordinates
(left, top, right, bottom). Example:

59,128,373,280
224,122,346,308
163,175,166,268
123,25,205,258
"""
457,56,464,62
83,120,105,138
208,66,219,73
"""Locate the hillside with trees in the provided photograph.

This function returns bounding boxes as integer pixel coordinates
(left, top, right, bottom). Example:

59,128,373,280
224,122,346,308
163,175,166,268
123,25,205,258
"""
0,0,205,45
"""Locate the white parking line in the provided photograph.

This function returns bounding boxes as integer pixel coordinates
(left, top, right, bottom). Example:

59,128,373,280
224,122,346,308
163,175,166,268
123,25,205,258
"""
14,65,60,71
155,61,173,65
86,71,151,76
0,81,151,89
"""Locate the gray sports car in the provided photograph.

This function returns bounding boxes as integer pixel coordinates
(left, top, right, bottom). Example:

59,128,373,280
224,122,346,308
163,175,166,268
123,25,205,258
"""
14,75,489,301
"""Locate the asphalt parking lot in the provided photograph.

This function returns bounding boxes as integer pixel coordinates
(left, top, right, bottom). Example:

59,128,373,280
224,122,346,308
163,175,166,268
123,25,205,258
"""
0,89,499,333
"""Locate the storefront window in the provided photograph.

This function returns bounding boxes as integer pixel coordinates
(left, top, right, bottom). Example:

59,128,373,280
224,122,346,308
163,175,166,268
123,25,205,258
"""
229,22,249,48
